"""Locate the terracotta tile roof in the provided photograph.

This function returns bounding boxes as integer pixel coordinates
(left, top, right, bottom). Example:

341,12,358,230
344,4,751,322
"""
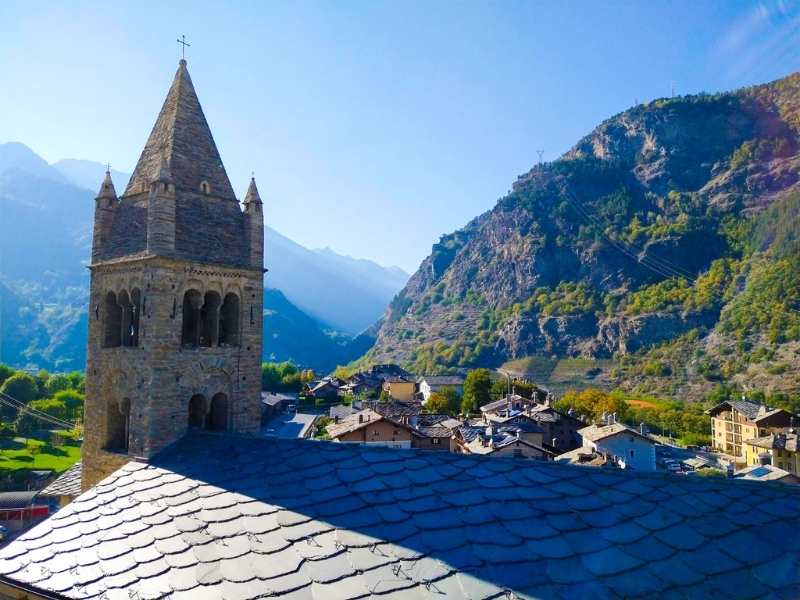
2,434,800,599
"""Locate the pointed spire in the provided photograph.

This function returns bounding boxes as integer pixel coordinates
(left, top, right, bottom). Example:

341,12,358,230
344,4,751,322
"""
243,176,262,205
124,60,235,199
153,155,173,184
96,170,117,201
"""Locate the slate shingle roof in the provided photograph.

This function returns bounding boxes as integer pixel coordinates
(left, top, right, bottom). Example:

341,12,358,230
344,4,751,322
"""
39,461,82,498
2,433,800,599
745,432,799,453
707,399,789,423
579,423,652,444
418,376,465,386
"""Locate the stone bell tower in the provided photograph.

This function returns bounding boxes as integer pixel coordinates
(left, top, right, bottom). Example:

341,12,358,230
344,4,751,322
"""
82,59,264,489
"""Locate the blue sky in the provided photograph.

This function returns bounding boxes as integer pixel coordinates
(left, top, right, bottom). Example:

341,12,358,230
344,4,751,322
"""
1,1,799,272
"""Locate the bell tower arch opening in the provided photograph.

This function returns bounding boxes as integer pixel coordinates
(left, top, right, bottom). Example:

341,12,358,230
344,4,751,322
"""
188,394,206,429
208,393,229,432
219,293,240,347
105,398,130,452
181,289,203,347
104,291,122,348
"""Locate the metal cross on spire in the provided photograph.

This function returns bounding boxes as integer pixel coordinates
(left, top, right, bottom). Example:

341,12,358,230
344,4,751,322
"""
177,35,191,60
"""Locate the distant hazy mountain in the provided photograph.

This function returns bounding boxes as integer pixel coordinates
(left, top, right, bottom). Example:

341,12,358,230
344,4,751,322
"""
266,228,408,335
52,159,132,193
0,143,406,371
263,288,370,371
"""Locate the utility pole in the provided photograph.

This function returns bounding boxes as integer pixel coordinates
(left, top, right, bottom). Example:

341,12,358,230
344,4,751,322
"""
536,150,545,164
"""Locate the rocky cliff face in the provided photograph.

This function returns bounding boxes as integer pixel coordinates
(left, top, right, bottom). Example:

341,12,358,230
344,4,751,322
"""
364,72,800,398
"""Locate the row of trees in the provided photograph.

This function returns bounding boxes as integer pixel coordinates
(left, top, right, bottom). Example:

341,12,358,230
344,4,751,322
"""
261,362,316,393
554,388,711,446
0,364,85,435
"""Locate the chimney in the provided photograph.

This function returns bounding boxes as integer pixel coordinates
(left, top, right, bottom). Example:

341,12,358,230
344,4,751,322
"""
552,437,558,448
758,452,772,466
640,422,646,435
358,414,363,424
334,415,339,424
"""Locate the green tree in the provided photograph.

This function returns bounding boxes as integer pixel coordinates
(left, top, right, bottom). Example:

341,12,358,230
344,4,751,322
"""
0,372,41,410
0,364,15,387
45,374,72,396
462,369,493,414
425,386,460,415
52,389,84,421
34,370,51,398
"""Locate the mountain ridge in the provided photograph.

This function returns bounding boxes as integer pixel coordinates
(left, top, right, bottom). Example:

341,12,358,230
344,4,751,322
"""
363,71,800,401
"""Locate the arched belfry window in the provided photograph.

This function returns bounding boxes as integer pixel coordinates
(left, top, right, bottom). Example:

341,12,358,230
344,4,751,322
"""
219,293,240,347
106,398,130,452
104,292,122,348
208,393,228,432
200,292,221,347
118,291,134,347
200,181,210,195
181,289,203,347
130,288,142,346
188,395,206,430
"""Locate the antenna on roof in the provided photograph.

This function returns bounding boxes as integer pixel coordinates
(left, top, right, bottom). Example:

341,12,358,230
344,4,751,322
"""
536,149,545,164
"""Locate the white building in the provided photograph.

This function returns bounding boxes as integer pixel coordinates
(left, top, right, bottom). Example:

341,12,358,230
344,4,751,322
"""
575,422,657,471
417,375,465,402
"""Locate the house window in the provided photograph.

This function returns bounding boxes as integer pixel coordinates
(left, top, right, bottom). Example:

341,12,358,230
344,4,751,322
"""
432,438,440,445
513,449,523,458
630,449,635,458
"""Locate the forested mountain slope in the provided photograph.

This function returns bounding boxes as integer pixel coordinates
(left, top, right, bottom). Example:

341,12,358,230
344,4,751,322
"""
365,72,800,401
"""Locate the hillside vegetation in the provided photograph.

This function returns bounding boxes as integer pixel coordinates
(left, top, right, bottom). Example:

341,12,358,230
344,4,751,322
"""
363,72,800,401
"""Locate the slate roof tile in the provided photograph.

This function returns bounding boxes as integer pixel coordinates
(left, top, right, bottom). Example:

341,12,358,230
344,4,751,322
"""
3,434,800,599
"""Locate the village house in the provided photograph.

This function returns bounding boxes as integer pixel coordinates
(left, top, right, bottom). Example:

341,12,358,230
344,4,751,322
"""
381,375,417,402
707,399,798,464
735,463,800,484
328,403,357,421
338,371,383,398
302,376,341,400
417,375,465,402
452,423,556,459
360,400,421,427
562,422,657,471
260,391,296,422
326,408,420,449
479,394,583,451
413,414,463,451
742,431,800,474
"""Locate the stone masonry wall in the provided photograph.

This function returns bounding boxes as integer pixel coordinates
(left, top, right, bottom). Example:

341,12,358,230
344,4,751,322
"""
82,256,263,491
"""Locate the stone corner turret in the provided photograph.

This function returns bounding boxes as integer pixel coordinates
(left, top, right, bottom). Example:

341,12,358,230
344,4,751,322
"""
243,177,264,269
92,170,118,262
